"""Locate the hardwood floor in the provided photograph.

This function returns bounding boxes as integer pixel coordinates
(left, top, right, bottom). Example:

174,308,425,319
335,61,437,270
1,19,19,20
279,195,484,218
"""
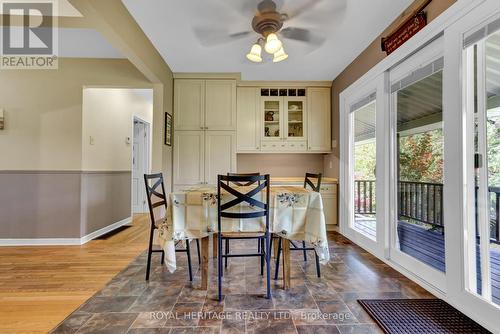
0,214,151,334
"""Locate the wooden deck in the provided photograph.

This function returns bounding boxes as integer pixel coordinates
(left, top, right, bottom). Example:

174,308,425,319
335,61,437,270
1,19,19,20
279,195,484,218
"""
354,218,500,305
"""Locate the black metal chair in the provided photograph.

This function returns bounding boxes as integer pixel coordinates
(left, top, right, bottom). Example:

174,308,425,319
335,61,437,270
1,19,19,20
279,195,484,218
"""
144,173,199,281
223,173,261,270
274,173,322,279
217,174,272,301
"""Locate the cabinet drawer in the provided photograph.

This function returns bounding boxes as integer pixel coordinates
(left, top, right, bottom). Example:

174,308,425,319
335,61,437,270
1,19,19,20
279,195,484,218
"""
286,141,307,151
320,184,337,194
261,141,287,151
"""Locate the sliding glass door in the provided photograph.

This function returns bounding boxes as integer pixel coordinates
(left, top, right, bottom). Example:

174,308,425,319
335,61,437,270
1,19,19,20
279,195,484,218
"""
389,38,446,290
464,27,500,308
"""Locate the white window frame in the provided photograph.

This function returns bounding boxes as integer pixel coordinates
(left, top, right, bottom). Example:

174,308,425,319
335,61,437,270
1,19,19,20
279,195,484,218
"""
339,0,500,331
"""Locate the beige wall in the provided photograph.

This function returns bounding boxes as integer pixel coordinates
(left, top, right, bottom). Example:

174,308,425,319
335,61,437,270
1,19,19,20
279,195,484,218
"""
82,88,153,171
0,58,152,171
324,0,457,178
237,154,325,177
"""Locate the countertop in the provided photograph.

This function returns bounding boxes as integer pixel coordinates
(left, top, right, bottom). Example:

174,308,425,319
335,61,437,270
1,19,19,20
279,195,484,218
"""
271,177,338,184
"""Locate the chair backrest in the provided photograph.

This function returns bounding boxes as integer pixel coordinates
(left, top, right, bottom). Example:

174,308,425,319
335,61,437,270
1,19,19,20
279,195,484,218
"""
144,173,167,229
304,172,322,192
218,174,270,223
227,172,261,186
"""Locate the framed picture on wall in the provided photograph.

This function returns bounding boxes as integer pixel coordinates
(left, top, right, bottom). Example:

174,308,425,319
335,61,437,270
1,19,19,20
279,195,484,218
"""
164,113,172,146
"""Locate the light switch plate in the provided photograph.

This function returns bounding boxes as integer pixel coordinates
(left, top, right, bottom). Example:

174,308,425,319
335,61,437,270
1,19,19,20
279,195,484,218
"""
89,136,95,145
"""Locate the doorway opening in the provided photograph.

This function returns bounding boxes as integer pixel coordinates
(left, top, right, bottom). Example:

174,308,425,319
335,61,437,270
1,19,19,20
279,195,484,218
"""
132,117,151,214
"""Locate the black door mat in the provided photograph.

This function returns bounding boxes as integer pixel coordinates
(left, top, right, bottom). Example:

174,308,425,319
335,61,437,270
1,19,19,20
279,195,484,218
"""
357,299,491,334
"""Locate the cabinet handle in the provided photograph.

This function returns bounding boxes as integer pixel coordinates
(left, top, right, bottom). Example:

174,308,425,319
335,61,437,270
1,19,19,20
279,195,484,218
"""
200,126,204,129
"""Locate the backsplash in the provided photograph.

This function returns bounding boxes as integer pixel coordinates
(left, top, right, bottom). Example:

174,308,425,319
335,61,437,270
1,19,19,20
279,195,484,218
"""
237,154,325,177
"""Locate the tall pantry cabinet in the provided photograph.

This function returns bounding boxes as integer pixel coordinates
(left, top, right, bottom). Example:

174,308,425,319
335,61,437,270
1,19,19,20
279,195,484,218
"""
173,79,237,189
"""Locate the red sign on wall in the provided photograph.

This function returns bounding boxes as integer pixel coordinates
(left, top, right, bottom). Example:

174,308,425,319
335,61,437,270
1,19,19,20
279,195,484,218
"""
382,12,427,55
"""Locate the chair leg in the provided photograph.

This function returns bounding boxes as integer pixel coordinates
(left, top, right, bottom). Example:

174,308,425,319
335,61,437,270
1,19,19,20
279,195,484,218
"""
160,250,165,265
218,233,223,302
260,237,264,276
265,232,272,299
274,237,282,280
196,239,201,265
258,238,261,253
186,240,193,282
145,226,155,281
224,238,229,269
302,241,308,261
314,251,321,278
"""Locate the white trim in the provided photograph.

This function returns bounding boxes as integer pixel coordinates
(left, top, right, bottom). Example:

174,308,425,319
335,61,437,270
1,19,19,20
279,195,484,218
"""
79,217,132,244
0,238,81,246
0,217,132,246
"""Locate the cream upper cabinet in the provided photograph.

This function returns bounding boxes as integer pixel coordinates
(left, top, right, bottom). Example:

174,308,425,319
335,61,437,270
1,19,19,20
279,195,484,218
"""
174,80,205,130
173,131,205,185
205,131,236,185
174,79,236,131
307,87,331,152
262,96,283,141
236,87,261,152
205,80,236,130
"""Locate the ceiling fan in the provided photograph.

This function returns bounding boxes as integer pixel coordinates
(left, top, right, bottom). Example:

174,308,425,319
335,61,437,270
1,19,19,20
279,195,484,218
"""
194,0,329,63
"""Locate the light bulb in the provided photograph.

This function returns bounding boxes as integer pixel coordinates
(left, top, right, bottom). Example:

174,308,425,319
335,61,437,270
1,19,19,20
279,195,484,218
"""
273,47,288,62
246,43,262,62
264,33,282,54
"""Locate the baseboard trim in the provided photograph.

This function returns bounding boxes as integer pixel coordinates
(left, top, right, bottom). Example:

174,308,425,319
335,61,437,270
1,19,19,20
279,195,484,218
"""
80,217,132,244
0,217,132,246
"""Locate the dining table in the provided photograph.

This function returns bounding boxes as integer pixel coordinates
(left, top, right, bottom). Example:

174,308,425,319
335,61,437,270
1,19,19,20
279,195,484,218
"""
155,183,330,290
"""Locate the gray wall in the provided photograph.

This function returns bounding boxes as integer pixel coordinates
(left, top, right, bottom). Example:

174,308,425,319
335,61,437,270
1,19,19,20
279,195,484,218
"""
0,171,131,239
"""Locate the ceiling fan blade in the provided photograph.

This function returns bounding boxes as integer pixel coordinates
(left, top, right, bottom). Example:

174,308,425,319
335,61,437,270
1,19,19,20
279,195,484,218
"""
281,27,325,46
281,0,323,21
223,0,284,17
193,27,252,47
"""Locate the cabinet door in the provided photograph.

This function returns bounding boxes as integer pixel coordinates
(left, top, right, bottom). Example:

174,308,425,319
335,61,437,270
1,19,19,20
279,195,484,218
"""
307,87,331,151
205,80,236,130
173,131,205,185
174,80,205,130
237,87,261,152
205,131,236,185
262,97,283,141
284,96,307,141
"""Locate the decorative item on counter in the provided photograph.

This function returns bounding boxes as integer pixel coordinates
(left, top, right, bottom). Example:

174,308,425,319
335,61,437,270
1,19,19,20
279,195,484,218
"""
265,126,270,136
164,112,172,146
265,111,275,121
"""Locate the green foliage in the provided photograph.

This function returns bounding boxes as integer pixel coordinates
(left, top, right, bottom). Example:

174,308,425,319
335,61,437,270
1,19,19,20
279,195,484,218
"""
354,141,376,180
486,120,500,187
399,129,443,183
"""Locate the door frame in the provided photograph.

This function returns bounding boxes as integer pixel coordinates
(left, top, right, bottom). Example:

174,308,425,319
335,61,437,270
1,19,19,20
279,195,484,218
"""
340,73,388,258
387,36,447,292
339,0,500,330
132,116,151,214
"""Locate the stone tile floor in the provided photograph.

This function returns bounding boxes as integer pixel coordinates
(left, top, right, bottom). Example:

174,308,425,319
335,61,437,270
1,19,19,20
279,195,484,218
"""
51,233,434,333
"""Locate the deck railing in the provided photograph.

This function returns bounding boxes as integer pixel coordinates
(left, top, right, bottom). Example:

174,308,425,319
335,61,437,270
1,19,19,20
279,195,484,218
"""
354,180,500,244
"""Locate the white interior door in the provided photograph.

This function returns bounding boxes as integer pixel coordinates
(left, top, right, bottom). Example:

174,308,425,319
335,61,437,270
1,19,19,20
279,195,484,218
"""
132,119,149,213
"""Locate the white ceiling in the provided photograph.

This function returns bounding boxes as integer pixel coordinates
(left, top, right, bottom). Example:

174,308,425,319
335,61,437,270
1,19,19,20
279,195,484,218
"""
122,0,413,81
58,28,124,58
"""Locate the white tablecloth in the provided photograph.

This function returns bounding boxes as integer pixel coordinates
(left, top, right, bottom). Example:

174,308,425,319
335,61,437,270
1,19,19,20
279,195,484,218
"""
156,185,330,272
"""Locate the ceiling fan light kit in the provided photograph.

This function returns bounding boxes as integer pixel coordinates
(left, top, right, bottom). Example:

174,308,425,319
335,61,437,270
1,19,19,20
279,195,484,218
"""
273,46,288,62
264,33,282,54
246,43,263,62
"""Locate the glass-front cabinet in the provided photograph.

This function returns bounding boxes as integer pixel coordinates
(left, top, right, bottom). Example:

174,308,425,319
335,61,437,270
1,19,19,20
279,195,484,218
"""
260,88,307,151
